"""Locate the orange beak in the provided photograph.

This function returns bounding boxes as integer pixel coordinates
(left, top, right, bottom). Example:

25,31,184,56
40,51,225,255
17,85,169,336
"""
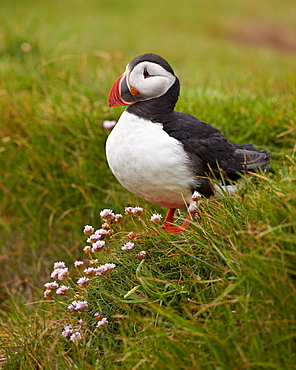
108,73,138,107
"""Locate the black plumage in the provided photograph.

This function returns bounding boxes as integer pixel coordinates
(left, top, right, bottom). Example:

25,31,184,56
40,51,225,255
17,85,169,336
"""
163,112,270,196
127,56,271,198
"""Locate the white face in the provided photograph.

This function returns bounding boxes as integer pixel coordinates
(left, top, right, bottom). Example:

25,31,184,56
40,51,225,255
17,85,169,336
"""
126,61,176,101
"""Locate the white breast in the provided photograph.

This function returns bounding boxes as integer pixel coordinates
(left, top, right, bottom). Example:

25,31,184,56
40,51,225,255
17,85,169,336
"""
105,111,197,209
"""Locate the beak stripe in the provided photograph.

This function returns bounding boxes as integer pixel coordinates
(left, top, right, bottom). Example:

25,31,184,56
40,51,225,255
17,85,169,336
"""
130,86,139,96
108,73,138,107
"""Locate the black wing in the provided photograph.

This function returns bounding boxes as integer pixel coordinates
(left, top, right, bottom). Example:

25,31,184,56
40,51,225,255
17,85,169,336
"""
163,112,271,195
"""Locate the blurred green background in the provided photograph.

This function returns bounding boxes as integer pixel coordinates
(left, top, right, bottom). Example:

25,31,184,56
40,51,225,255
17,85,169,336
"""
1,0,296,84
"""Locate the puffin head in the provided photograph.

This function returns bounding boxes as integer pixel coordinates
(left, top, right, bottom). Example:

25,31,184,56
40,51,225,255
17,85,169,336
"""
108,53,178,108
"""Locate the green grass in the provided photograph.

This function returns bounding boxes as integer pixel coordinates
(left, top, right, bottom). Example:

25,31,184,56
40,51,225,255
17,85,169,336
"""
0,0,296,368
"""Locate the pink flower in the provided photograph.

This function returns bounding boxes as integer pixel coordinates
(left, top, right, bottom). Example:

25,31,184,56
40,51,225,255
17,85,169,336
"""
125,207,133,215
125,206,143,216
114,214,123,223
50,270,59,279
102,120,117,130
74,261,84,269
77,277,90,287
68,300,88,311
62,325,73,338
100,209,115,222
94,312,102,321
84,267,96,277
44,289,53,299
70,331,82,344
131,207,143,216
83,245,92,253
95,263,116,276
104,263,116,271
53,261,66,270
121,242,135,252
44,281,59,290
56,285,70,295
51,267,69,281
192,191,202,202
91,240,105,253
86,234,101,243
58,267,69,280
83,225,94,235
150,214,162,223
95,228,109,238
95,265,107,276
97,317,108,328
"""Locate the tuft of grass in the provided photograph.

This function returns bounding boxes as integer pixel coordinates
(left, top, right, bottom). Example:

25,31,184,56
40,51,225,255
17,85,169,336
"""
1,0,296,368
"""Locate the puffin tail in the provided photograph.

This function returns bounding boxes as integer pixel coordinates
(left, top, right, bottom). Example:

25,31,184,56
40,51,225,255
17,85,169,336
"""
235,148,272,172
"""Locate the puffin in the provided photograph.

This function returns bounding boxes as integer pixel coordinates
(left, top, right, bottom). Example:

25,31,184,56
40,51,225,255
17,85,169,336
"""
106,53,271,233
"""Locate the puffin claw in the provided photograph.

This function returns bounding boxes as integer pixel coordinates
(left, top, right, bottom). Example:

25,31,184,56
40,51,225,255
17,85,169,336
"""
161,209,196,234
161,225,187,234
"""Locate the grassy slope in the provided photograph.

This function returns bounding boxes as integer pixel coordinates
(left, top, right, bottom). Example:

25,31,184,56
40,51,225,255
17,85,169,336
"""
0,0,295,368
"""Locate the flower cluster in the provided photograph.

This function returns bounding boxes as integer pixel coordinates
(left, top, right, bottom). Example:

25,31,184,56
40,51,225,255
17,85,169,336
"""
83,263,116,277
99,209,123,226
44,210,125,345
44,207,161,346
68,300,88,311
59,312,108,345
85,228,110,243
124,206,144,217
44,255,117,301
92,312,109,328
61,324,84,344
44,281,70,299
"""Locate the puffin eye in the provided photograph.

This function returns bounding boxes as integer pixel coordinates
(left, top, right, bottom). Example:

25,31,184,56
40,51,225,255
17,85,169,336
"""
143,67,151,79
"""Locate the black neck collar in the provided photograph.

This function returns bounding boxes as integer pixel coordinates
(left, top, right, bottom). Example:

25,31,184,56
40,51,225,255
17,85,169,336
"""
126,78,180,123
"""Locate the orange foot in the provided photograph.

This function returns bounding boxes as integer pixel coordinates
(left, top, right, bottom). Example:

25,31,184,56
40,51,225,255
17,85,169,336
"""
161,208,196,234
